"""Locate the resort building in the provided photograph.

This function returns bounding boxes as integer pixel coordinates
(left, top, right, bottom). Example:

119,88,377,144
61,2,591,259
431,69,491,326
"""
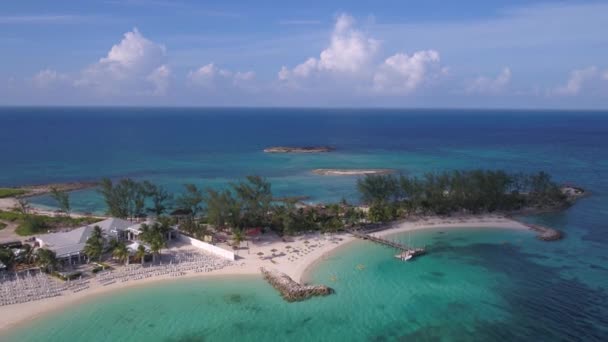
35,218,176,264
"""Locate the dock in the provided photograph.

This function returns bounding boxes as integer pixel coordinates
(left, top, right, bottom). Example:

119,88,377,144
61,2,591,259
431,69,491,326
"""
349,230,426,258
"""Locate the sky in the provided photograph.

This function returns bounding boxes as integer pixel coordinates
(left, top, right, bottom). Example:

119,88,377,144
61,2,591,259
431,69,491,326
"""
1,0,607,108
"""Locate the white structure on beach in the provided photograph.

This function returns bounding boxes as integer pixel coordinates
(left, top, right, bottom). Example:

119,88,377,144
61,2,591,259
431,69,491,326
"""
35,218,171,264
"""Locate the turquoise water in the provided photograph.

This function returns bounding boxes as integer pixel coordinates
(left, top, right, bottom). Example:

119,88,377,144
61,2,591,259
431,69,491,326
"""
1,108,607,340
4,227,606,341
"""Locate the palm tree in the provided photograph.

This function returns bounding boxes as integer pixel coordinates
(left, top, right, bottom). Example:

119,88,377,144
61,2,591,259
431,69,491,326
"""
36,248,57,273
135,245,147,265
84,225,105,262
232,229,244,250
112,242,129,265
149,235,165,263
0,248,15,271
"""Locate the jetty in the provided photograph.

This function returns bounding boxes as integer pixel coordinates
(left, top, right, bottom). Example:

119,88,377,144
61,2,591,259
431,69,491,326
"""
260,268,334,302
263,146,334,153
349,230,426,258
524,223,563,241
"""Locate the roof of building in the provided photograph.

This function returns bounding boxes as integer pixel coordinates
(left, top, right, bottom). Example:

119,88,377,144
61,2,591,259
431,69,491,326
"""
37,218,139,258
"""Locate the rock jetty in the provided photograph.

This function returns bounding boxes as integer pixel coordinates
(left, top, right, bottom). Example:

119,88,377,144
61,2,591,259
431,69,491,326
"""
260,267,333,302
525,223,564,241
312,169,395,176
263,146,335,153
14,181,99,198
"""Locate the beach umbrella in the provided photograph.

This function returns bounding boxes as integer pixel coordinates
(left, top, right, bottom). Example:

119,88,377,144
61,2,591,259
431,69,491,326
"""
285,245,292,249
271,248,278,253
257,252,264,256
304,240,310,244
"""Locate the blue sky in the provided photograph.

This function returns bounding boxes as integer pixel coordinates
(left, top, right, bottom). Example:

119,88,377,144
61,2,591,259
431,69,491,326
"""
1,0,607,108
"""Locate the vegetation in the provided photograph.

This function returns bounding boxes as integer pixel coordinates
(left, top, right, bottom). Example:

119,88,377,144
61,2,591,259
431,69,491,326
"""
135,245,147,265
143,181,173,217
0,210,100,236
357,170,568,221
35,248,58,272
50,187,71,216
140,221,170,263
84,226,104,262
112,241,130,265
98,178,148,219
175,184,205,217
0,188,27,198
0,222,6,230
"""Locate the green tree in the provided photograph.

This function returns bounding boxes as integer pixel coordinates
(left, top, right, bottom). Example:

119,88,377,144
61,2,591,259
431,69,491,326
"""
205,188,238,228
231,176,272,227
0,248,15,270
232,228,244,253
176,184,205,217
135,245,147,265
143,181,173,217
112,241,130,265
98,178,148,219
35,248,57,273
15,198,31,215
140,222,169,263
357,174,401,205
84,225,104,262
49,187,71,216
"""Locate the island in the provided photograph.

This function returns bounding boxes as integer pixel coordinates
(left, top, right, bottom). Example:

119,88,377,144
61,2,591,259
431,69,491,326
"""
0,170,587,330
263,146,335,153
312,169,396,176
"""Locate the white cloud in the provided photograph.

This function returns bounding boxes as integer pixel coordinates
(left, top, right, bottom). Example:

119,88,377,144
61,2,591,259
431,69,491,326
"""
147,65,171,95
187,63,255,88
279,14,379,81
32,69,69,88
76,28,169,96
554,66,602,95
466,67,512,94
278,14,446,95
373,50,442,93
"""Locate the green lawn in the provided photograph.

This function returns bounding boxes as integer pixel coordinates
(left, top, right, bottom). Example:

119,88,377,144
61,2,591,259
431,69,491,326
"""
0,210,101,236
0,188,27,198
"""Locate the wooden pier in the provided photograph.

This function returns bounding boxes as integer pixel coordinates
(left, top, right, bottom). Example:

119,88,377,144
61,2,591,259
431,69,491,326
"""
349,230,426,258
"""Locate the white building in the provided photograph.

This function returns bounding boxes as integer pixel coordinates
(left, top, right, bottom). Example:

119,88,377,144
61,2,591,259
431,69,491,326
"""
35,218,159,264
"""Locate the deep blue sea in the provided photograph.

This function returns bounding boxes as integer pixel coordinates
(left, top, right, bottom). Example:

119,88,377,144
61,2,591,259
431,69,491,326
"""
1,108,607,341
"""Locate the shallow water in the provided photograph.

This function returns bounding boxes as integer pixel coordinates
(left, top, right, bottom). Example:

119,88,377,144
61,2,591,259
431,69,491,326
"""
1,108,607,341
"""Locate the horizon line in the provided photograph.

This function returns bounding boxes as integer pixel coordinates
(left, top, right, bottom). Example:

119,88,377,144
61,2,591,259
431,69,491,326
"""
0,105,607,112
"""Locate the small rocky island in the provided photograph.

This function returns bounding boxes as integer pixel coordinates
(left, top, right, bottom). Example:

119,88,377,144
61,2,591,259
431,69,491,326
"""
260,268,333,302
313,169,395,176
264,146,335,153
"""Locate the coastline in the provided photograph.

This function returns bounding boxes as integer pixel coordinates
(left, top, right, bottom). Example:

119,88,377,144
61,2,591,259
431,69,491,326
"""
0,215,529,333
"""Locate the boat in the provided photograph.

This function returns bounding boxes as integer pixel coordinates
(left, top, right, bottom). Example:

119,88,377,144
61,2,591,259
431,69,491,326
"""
394,251,413,261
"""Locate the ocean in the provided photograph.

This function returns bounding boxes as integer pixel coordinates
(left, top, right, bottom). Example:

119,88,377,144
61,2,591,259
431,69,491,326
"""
1,108,607,341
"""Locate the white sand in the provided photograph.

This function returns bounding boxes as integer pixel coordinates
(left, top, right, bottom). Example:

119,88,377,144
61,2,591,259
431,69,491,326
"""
0,215,528,332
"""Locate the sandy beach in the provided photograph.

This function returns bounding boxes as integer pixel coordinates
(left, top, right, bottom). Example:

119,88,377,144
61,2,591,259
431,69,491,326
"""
0,214,529,332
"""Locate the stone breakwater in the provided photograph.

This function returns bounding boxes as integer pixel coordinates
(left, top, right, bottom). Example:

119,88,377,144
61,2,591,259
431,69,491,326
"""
15,181,99,198
312,169,395,176
263,146,335,153
260,268,333,302
526,223,564,241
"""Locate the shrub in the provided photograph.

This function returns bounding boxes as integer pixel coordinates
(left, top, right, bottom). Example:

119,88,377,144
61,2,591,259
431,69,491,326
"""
0,188,27,198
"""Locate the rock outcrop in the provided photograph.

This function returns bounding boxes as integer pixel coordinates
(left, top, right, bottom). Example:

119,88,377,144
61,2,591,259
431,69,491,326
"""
260,267,333,302
312,169,395,176
263,146,335,153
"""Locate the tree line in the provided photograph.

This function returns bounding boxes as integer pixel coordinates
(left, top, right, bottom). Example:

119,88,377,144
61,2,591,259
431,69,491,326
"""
357,169,567,222
96,170,568,237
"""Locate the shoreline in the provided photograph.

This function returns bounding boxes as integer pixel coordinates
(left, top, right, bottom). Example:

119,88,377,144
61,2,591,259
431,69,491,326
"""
0,215,529,333
311,168,396,176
